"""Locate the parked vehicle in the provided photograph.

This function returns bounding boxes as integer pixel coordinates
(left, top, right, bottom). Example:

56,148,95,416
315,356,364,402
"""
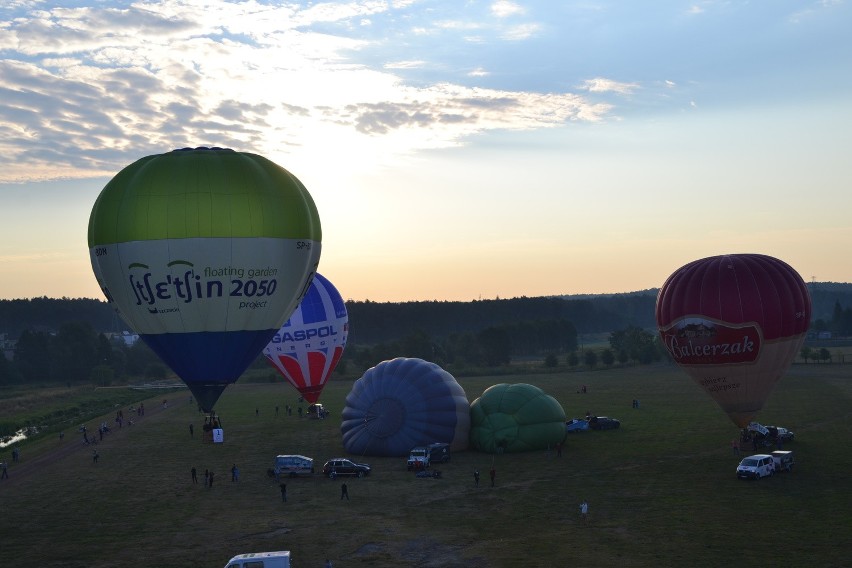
407,447,430,470
306,403,328,419
427,442,451,464
565,419,590,432
588,416,620,430
746,422,794,447
273,455,314,478
407,442,451,470
770,450,795,472
224,551,290,568
736,454,776,479
765,425,795,443
323,458,371,478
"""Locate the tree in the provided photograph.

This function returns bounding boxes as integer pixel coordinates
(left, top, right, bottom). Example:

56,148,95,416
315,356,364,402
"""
14,330,53,382
566,351,579,368
400,330,435,361
55,322,100,383
601,348,615,367
800,346,812,363
477,327,511,366
544,353,558,368
609,326,658,365
0,352,21,385
584,350,598,369
819,348,831,363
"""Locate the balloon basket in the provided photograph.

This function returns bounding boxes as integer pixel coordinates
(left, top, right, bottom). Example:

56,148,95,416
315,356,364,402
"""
202,413,223,444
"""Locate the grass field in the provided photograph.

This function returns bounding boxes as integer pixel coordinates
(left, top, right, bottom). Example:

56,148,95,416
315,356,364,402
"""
1,361,851,568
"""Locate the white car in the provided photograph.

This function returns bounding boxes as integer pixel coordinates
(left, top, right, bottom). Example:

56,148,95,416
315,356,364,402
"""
736,454,775,480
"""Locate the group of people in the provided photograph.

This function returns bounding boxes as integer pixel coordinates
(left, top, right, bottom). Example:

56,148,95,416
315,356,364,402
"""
189,467,217,488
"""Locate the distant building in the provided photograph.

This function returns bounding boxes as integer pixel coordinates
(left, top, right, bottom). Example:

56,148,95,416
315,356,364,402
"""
107,331,140,347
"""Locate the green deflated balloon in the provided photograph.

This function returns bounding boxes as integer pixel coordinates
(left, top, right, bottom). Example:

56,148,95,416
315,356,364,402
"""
469,383,566,453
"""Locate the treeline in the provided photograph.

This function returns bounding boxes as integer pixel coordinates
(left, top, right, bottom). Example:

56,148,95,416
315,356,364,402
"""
0,322,166,386
345,293,657,345
3,283,852,387
347,318,579,371
811,300,852,336
0,297,118,337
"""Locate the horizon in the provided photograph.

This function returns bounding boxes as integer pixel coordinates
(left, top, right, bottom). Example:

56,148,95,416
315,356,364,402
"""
3,279,851,305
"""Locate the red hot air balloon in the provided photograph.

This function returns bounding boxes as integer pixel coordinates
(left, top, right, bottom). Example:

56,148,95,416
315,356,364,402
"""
655,254,811,428
262,273,347,404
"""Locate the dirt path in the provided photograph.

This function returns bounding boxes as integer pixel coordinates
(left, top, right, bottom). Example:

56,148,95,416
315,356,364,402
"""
0,394,190,486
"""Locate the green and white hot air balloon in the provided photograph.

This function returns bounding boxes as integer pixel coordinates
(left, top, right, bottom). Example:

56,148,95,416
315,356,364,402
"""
88,147,321,412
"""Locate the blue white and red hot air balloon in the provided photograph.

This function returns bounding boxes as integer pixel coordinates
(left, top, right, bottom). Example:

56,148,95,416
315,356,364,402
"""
263,273,348,404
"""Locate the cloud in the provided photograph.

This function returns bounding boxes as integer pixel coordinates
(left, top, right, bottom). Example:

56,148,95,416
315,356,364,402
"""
491,1,526,18
500,23,541,41
579,77,640,95
384,60,426,69
0,1,614,183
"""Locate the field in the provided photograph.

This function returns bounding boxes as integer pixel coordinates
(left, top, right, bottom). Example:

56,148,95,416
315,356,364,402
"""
1,361,851,568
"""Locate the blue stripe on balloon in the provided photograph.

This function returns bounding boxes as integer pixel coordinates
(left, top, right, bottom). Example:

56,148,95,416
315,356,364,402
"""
141,329,275,384
298,277,326,324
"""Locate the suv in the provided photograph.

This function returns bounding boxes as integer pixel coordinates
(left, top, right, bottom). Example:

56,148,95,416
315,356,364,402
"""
736,454,775,479
765,425,794,443
322,458,371,478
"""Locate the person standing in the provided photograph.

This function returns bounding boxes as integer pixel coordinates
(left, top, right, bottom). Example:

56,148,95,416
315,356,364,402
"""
580,500,589,524
1,460,8,479
92,449,99,464
473,469,480,487
340,482,349,501
209,471,214,488
231,464,238,482
280,483,287,502
489,466,496,487
731,438,740,456
189,423,194,438
191,467,198,484
204,469,210,487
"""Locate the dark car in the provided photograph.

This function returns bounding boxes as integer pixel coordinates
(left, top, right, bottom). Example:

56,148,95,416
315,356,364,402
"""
322,458,371,478
765,426,794,443
588,416,620,430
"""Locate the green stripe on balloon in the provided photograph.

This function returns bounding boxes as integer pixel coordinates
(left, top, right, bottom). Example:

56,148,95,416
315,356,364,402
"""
88,147,322,245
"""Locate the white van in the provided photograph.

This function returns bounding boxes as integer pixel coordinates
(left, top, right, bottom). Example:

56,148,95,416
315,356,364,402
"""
736,454,775,480
273,454,314,478
224,551,290,568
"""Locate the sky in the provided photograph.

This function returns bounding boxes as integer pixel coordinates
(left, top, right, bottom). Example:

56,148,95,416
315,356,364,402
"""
1,0,850,303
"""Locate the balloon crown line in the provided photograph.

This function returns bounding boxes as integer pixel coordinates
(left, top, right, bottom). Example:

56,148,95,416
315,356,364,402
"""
173,147,235,153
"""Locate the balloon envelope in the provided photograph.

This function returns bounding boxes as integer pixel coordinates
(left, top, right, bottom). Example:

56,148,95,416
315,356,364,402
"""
88,147,321,412
262,273,347,404
469,383,567,453
655,253,811,427
340,358,470,456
